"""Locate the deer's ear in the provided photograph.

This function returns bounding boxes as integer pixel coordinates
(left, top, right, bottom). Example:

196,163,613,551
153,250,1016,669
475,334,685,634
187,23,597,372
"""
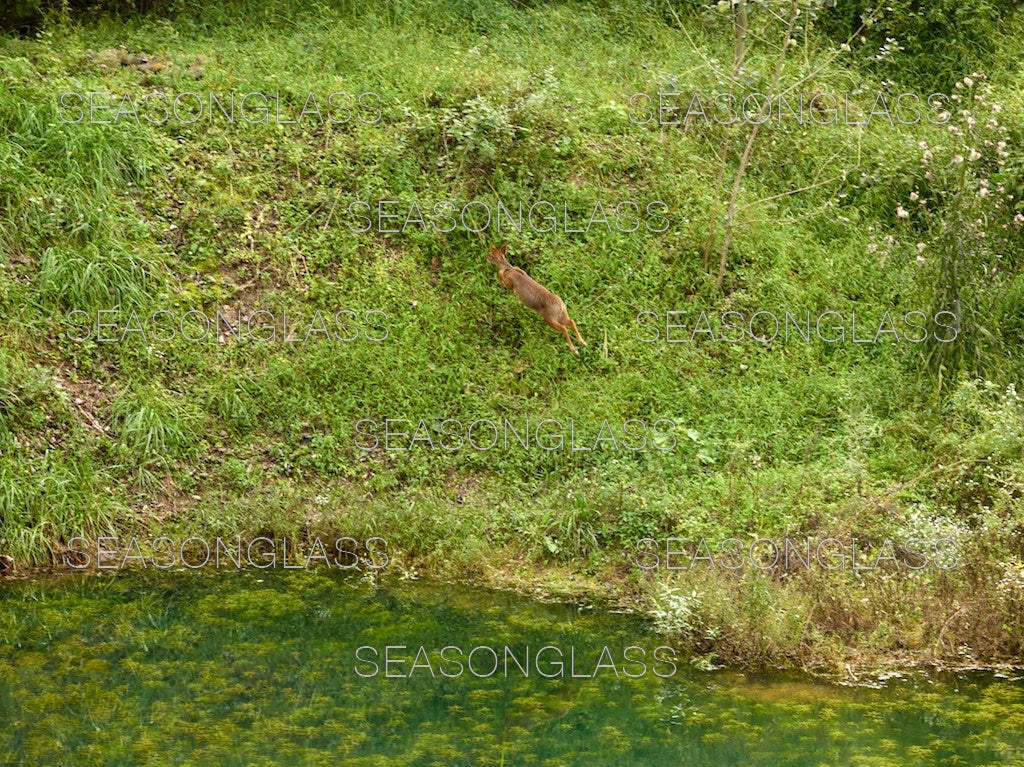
498,243,508,256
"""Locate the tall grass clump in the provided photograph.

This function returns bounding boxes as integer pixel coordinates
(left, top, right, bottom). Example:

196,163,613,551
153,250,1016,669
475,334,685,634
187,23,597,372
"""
0,57,164,309
110,385,200,487
0,454,120,564
36,242,164,309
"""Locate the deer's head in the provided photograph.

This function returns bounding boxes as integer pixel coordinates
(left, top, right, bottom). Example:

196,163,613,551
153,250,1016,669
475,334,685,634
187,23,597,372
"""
486,243,509,266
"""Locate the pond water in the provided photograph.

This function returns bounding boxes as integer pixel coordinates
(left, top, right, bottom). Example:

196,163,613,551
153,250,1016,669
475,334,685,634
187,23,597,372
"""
1,569,1021,766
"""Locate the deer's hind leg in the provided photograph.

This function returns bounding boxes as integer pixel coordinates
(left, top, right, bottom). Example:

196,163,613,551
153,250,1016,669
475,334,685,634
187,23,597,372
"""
558,324,579,356
566,317,586,346
544,315,579,356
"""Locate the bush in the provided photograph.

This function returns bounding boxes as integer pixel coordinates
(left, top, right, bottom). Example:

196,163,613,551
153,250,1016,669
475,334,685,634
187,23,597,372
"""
820,0,1019,92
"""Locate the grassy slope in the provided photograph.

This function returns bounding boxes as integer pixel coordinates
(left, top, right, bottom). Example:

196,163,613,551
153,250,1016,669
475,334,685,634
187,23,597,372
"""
1,0,1023,670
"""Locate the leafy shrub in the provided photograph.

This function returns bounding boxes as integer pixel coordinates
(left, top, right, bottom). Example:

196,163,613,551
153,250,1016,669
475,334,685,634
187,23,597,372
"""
651,582,700,637
820,0,1019,92
863,73,1023,384
422,68,563,169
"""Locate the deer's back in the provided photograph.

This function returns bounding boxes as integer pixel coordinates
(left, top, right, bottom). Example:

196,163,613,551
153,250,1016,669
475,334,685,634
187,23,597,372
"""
506,268,564,313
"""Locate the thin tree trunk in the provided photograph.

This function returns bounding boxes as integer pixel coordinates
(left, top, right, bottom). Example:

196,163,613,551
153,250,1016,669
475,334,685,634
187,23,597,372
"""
702,139,730,271
715,0,800,292
715,125,760,291
703,0,749,271
733,0,748,67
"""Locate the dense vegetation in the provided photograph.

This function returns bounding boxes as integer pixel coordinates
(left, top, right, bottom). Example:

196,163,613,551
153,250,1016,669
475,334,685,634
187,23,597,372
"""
1,0,1022,671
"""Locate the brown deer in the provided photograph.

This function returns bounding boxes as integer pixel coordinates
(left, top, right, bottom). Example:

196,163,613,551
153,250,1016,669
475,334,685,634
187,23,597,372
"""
486,243,586,356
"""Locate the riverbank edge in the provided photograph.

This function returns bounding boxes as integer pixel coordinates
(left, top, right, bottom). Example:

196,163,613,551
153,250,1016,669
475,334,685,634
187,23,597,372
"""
3,539,1022,683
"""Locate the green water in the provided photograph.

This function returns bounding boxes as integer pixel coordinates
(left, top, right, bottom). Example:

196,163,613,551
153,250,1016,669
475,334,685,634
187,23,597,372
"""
1,570,1021,767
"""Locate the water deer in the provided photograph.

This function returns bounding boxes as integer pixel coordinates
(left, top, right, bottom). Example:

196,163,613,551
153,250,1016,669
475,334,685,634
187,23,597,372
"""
486,244,586,356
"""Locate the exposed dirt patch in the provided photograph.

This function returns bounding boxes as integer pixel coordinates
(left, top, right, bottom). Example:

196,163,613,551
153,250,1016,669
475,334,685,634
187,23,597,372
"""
55,365,112,434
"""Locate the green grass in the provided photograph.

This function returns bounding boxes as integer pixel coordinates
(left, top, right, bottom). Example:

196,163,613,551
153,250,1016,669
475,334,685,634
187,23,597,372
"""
0,0,1022,669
